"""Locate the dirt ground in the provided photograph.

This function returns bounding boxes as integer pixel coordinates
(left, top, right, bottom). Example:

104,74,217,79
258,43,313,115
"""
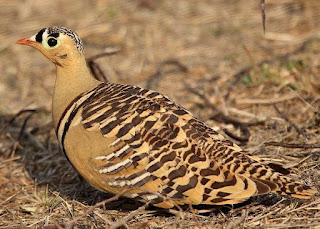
0,0,320,228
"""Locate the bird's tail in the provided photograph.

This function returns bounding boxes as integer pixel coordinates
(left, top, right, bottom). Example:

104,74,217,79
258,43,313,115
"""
267,171,317,199
213,147,318,199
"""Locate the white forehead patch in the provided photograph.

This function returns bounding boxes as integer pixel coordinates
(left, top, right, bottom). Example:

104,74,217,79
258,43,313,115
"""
42,30,49,40
29,34,36,42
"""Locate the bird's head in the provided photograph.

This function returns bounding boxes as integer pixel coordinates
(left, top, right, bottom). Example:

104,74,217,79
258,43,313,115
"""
17,26,84,67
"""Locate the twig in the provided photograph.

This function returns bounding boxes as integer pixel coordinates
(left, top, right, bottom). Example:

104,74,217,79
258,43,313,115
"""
264,141,320,149
86,49,120,63
134,187,185,212
242,44,257,73
24,130,49,152
222,128,250,143
212,112,251,142
187,205,202,228
287,198,320,213
147,59,188,90
86,49,120,82
227,107,266,121
137,0,157,10
0,190,22,207
88,60,109,82
261,0,266,34
236,93,298,105
249,199,284,223
0,225,65,229
225,210,247,229
0,109,36,134
63,192,125,228
109,201,151,229
186,85,251,143
273,104,308,139
18,111,36,140
224,63,267,101
0,108,50,152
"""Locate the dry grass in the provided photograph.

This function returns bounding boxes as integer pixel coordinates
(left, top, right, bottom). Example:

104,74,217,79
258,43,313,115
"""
0,0,320,228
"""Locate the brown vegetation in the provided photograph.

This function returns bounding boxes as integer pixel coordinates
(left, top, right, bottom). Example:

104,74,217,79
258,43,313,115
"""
0,0,319,228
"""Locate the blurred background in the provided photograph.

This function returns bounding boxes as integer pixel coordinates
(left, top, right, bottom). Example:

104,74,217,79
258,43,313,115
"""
1,0,319,115
0,0,320,227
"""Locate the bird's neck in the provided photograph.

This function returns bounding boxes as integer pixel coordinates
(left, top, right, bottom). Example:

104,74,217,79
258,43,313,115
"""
53,56,100,129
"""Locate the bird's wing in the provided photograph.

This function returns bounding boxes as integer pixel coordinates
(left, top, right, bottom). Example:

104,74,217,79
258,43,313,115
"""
77,83,260,207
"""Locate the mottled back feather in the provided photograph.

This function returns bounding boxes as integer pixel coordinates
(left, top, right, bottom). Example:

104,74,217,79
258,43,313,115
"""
57,82,316,207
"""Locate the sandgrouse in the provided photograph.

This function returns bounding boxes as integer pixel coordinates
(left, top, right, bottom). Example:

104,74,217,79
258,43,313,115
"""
17,27,317,208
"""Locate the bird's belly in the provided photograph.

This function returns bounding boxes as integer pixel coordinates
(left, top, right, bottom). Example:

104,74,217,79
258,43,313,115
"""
63,123,127,195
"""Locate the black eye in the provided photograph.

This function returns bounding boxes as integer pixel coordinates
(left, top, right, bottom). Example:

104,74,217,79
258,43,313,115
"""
47,38,57,47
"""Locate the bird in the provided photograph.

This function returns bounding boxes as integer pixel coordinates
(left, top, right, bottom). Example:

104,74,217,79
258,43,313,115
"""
17,26,317,208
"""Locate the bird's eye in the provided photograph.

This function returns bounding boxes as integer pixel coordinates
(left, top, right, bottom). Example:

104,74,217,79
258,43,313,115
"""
47,38,58,47
43,37,61,49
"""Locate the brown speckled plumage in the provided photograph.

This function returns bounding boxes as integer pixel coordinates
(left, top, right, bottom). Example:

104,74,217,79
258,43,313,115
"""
56,82,316,207
18,27,317,208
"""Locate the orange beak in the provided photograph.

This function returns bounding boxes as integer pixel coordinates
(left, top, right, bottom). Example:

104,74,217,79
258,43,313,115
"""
16,38,35,46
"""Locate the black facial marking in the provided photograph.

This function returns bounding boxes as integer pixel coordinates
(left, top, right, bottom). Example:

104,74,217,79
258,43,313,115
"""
59,54,68,59
49,33,59,38
35,28,46,43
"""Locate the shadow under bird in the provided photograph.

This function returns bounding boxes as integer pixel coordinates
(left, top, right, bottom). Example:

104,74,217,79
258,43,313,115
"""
17,26,317,208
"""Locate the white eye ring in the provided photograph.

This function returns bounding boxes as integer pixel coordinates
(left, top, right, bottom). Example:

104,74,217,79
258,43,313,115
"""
43,37,61,49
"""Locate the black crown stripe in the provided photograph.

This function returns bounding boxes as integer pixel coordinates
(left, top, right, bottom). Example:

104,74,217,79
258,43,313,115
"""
35,28,46,43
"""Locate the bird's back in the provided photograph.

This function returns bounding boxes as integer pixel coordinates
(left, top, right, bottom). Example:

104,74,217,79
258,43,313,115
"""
56,82,317,208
